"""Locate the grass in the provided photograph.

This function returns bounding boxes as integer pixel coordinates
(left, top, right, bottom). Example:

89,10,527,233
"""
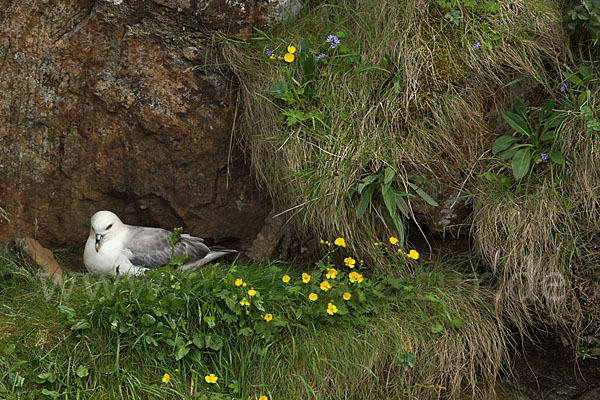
0,246,509,399
221,0,568,264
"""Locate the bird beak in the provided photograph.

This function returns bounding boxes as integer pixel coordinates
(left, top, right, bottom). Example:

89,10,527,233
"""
95,234,103,252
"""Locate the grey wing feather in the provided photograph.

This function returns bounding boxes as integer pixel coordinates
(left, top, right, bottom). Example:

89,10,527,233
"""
123,226,211,269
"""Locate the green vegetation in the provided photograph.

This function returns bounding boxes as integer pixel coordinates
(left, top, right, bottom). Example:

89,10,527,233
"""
0,245,507,399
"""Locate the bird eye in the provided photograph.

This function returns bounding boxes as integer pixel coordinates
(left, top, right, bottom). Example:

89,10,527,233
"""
106,224,113,230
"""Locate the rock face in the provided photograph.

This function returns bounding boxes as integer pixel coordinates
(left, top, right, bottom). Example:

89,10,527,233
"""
0,0,292,255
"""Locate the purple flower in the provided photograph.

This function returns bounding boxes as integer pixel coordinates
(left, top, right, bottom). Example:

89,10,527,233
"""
560,82,567,92
317,53,325,60
473,40,481,50
326,35,341,49
265,48,272,57
541,153,549,163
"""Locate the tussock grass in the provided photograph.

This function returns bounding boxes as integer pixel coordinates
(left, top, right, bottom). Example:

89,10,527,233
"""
222,0,568,264
0,250,510,399
252,269,510,399
473,102,600,341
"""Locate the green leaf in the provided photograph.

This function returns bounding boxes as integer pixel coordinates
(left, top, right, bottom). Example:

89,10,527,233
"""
193,333,205,349
71,319,90,330
548,151,565,166
381,183,396,218
205,334,224,351
564,72,583,86
141,314,156,326
205,316,216,329
356,185,374,219
514,98,527,119
75,365,89,378
175,345,190,361
268,81,290,99
492,136,520,154
407,182,439,207
58,305,76,319
357,175,377,194
395,193,410,218
431,323,444,333
383,167,395,185
538,99,555,124
497,146,520,161
501,110,530,136
511,148,531,181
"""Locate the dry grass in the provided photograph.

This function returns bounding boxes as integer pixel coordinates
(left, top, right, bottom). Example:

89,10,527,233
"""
222,0,568,265
250,268,511,399
473,109,600,341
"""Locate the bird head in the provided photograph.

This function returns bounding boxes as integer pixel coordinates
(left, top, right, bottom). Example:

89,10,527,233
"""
90,210,124,252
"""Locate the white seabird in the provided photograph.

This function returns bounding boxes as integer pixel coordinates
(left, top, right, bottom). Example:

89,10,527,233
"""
84,210,236,275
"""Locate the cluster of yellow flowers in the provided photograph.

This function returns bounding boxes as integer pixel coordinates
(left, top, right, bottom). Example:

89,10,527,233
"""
284,45,296,63
234,277,275,323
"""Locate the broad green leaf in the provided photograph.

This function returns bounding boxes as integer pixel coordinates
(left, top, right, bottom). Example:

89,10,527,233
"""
357,175,377,194
141,314,156,326
539,129,556,143
564,72,583,86
501,110,530,136
58,305,76,319
175,345,190,361
431,323,444,333
579,65,593,80
356,185,374,219
206,334,224,351
492,135,520,154
268,81,290,99
71,319,90,330
395,193,410,218
511,148,531,181
381,183,396,218
192,333,205,349
514,98,527,118
497,146,520,161
548,151,565,166
383,167,395,185
75,365,89,378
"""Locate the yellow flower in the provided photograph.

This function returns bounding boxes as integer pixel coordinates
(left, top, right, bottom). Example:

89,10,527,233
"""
284,52,294,63
309,292,318,301
235,278,243,287
334,237,346,247
240,297,250,306
287,45,296,54
243,283,247,287
248,289,257,297
407,249,420,260
326,268,338,279
205,373,218,384
320,280,331,291
264,313,273,322
343,292,351,300
344,257,356,268
327,302,338,315
349,271,363,283
162,373,170,383
259,396,269,400
302,272,311,283
282,274,290,283
389,236,398,245
374,242,379,246
320,239,324,244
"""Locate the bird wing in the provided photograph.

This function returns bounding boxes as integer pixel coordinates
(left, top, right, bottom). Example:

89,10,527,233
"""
122,226,211,269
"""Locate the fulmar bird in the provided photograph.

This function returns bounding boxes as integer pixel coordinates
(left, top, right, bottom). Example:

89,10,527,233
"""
84,210,236,275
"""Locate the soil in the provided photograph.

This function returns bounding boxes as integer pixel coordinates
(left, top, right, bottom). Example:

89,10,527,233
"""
512,336,600,400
